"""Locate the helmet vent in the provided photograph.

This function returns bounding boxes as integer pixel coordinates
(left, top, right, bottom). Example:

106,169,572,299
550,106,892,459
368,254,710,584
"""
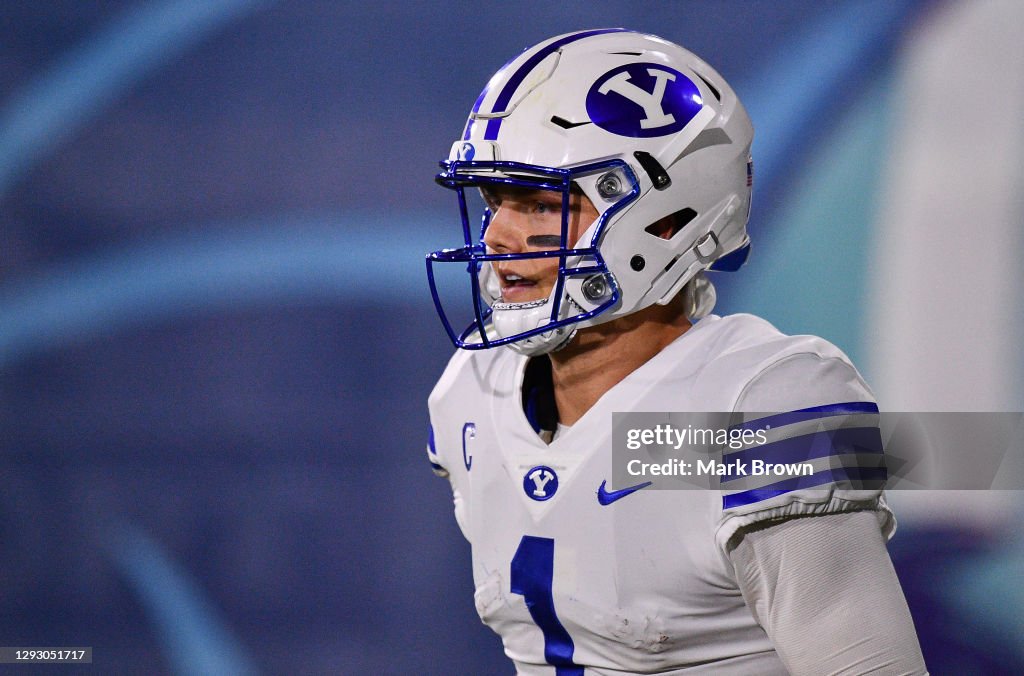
694,72,721,102
550,115,592,130
608,51,643,56
646,208,697,241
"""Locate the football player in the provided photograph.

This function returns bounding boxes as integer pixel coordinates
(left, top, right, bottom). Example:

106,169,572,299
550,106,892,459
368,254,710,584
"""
425,29,927,674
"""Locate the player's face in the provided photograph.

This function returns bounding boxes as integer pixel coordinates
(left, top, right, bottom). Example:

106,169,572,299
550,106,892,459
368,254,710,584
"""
481,184,599,304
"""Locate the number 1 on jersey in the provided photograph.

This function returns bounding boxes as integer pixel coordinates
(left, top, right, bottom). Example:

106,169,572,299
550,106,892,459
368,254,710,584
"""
510,536,583,676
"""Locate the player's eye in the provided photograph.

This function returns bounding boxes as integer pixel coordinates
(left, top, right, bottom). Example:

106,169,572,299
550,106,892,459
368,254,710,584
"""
533,199,560,215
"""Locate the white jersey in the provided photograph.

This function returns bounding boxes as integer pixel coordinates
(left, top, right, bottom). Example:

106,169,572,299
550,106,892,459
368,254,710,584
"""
426,314,894,675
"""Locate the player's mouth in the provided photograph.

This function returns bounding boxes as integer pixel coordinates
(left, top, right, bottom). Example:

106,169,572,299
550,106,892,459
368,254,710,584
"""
497,270,548,304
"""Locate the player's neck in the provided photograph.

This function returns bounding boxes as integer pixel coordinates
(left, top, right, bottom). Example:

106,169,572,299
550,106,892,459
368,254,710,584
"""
548,303,691,426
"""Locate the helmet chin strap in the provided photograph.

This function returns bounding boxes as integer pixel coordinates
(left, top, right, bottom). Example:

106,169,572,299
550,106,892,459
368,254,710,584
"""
492,294,580,356
507,322,578,357
495,271,713,355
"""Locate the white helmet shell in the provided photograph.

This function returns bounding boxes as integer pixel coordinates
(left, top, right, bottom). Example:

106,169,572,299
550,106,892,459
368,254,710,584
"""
427,28,753,354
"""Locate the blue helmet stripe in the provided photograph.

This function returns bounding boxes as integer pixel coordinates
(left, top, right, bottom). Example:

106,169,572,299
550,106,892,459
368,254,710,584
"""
462,81,494,140
482,28,628,141
463,47,525,140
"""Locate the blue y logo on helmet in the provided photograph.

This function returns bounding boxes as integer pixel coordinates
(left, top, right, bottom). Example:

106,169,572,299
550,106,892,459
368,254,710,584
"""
586,63,702,138
459,142,476,161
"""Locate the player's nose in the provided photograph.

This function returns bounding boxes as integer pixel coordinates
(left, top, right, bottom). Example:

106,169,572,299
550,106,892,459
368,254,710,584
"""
482,206,527,254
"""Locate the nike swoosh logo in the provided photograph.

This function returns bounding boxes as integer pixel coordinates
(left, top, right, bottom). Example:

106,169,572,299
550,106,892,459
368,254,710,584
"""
597,480,652,506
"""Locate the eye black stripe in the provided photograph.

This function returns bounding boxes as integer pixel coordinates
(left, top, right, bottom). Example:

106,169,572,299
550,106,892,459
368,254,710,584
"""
526,235,563,247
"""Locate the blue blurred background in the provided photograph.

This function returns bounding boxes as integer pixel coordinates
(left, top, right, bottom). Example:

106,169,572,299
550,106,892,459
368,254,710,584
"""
1,1,1022,673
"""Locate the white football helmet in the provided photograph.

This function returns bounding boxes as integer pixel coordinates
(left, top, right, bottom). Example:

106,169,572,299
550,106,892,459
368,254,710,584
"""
426,28,753,355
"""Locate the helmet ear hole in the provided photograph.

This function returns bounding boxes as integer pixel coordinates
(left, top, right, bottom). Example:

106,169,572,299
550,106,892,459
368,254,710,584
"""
645,208,697,240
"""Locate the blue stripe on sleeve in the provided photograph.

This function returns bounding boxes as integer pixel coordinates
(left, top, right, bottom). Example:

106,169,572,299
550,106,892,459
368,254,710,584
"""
722,466,888,510
427,424,438,457
720,426,883,478
731,401,879,433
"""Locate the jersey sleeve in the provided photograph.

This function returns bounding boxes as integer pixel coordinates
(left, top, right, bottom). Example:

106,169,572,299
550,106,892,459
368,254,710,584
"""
424,348,473,479
715,350,896,555
425,420,469,540
426,424,449,478
425,349,476,542
729,511,927,674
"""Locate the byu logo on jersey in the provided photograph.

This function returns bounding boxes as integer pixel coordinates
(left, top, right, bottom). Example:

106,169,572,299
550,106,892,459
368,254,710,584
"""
586,63,703,138
523,465,559,501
